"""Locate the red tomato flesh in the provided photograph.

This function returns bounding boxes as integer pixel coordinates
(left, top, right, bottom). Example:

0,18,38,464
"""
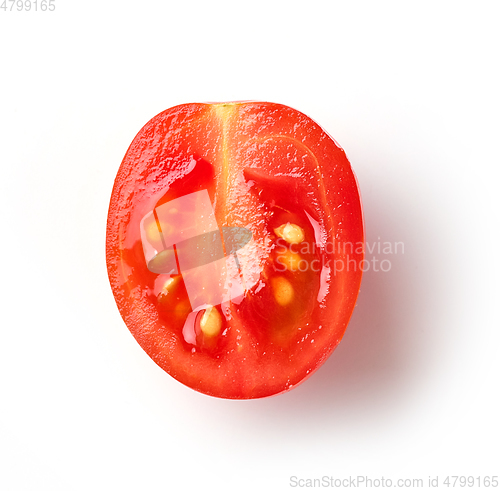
106,102,363,399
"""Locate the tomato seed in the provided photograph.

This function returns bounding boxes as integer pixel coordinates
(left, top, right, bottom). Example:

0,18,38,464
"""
274,223,305,244
275,250,301,271
271,276,294,306
199,306,222,337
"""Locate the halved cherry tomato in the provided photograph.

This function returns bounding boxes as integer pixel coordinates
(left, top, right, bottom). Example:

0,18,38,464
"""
106,102,363,399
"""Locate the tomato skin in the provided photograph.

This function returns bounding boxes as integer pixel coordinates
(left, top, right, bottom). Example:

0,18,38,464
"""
106,102,363,399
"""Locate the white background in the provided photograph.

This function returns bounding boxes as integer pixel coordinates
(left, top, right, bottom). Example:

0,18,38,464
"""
1,1,499,490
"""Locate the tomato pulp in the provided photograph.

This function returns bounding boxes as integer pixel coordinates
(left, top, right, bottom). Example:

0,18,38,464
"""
106,102,363,399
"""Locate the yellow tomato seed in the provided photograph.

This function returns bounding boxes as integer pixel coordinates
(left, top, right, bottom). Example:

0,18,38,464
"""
275,250,301,271
200,306,222,337
271,276,294,306
274,223,305,244
145,221,161,242
161,277,177,293
145,220,173,241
